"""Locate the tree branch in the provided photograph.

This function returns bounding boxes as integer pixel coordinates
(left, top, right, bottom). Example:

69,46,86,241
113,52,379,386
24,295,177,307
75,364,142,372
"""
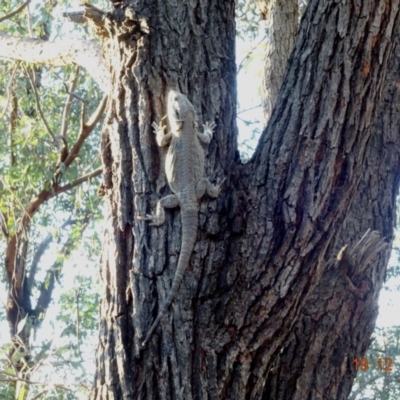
4,88,104,286
236,35,266,74
64,95,107,168
348,374,383,400
50,167,103,199
20,94,106,227
0,62,20,120
0,0,31,23
0,32,109,92
60,67,80,138
23,65,55,141
0,210,8,237
63,3,108,39
9,88,18,166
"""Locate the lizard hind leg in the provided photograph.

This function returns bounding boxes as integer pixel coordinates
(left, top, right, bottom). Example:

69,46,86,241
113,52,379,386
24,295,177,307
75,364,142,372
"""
146,194,179,226
196,178,224,200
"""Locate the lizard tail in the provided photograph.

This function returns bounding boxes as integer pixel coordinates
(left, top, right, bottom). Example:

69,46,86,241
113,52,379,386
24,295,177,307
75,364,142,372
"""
142,209,198,347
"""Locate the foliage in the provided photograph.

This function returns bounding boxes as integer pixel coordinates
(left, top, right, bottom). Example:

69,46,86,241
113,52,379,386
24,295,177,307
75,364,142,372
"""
350,204,400,398
0,230,100,399
0,1,104,398
351,326,400,400
236,0,264,42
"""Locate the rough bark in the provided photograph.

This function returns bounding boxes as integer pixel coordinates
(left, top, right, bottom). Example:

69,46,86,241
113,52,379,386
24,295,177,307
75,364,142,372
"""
262,9,400,397
91,1,400,399
93,1,237,399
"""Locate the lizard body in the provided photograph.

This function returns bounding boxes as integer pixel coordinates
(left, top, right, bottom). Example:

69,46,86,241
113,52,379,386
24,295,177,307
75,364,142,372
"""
142,89,222,347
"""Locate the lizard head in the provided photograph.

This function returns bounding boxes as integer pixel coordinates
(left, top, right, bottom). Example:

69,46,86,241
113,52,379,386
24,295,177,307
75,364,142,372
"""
168,90,196,131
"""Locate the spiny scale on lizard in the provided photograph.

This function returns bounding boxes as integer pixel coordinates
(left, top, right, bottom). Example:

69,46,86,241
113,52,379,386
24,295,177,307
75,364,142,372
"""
141,89,223,348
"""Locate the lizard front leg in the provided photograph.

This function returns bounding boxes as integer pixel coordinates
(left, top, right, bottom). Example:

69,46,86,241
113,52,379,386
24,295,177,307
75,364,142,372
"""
152,121,172,147
196,121,216,145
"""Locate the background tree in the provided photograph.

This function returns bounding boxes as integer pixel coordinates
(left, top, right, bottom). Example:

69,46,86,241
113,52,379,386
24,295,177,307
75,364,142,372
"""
0,1,104,398
1,0,400,399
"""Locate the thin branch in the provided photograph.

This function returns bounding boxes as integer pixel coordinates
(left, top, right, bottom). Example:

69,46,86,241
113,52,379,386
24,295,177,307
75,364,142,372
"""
0,0,31,23
60,67,80,138
85,94,108,129
9,87,18,166
51,70,84,103
348,374,383,400
0,375,75,391
79,97,87,133
66,91,86,103
7,165,101,286
0,210,8,237
23,65,55,141
26,1,33,38
21,166,102,229
75,286,82,358
237,115,261,125
64,95,107,167
237,34,267,74
49,167,103,199
52,68,82,183
5,92,105,287
30,390,53,400
0,61,20,120
237,104,262,115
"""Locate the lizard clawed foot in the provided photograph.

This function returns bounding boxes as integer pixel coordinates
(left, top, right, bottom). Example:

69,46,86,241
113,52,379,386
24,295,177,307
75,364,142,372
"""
202,121,216,141
138,213,165,226
203,121,216,133
152,121,166,135
152,120,172,147
136,214,152,221
214,177,226,196
205,177,226,198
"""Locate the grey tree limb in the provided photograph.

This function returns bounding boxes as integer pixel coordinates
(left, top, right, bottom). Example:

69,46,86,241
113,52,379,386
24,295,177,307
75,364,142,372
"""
0,32,109,92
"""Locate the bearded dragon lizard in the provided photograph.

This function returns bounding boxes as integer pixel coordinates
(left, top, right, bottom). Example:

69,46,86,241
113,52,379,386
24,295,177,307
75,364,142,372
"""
141,89,222,347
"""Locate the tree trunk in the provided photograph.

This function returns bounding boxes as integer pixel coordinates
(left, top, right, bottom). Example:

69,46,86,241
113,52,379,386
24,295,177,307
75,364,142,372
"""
93,1,400,399
263,9,400,397
259,0,299,125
